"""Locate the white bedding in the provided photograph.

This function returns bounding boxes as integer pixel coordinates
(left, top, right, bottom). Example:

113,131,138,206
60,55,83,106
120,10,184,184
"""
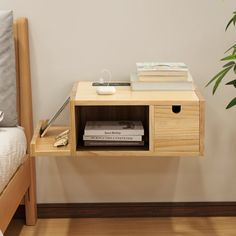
0,127,27,194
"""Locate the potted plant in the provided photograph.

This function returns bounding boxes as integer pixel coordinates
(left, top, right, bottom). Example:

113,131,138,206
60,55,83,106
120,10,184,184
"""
206,12,236,109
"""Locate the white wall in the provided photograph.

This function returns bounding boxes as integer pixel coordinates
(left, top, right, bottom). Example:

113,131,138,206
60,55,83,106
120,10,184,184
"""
1,0,236,203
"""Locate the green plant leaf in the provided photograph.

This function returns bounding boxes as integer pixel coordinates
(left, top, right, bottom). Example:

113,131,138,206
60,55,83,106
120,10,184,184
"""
234,16,236,26
226,79,236,87
226,12,236,31
206,67,233,87
221,54,236,61
234,64,236,74
233,48,236,55
225,43,236,54
226,18,234,31
213,66,232,94
226,97,236,109
223,61,235,68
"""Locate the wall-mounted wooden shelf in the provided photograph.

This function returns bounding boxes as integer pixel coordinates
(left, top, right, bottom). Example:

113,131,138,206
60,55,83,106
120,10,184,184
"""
30,121,70,156
31,81,205,157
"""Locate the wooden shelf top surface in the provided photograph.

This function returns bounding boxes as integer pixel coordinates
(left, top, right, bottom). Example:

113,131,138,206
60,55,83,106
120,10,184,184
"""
31,121,70,156
72,81,199,105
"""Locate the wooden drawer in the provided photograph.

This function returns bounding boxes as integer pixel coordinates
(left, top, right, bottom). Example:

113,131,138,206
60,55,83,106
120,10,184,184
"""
154,104,200,153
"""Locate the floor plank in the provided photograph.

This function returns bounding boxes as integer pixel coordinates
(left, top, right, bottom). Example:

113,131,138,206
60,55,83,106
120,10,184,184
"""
5,217,236,236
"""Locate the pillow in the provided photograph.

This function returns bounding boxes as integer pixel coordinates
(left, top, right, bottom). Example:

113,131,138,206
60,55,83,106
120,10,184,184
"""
0,10,17,127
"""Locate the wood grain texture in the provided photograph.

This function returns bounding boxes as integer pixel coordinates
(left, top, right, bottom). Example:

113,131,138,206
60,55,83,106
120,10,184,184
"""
154,139,200,152
33,83,204,157
154,105,199,153
15,18,33,152
0,157,30,233
69,82,78,156
24,155,37,226
6,217,236,236
70,101,77,156
76,150,200,157
31,121,70,156
14,17,37,226
195,89,205,156
30,121,43,155
154,105,200,139
74,81,199,105
149,105,155,152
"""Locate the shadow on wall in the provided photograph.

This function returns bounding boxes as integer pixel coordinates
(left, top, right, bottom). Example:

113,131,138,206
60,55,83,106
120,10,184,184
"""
50,154,206,203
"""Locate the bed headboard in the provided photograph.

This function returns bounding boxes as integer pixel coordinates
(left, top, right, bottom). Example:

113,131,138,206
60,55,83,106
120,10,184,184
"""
13,18,33,152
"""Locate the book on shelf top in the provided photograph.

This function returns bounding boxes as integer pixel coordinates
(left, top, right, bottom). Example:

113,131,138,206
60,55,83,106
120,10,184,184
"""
136,62,188,72
137,75,188,82
137,71,188,77
130,73,194,91
84,121,144,136
136,62,189,81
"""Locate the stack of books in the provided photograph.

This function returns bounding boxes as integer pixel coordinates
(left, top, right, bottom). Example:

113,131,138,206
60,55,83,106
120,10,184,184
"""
83,121,144,147
130,62,194,91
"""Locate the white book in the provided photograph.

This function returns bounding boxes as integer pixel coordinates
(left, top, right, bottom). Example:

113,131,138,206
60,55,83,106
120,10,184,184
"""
137,75,187,82
83,135,142,141
84,140,144,147
136,62,188,72
137,71,188,77
130,73,194,91
84,121,144,136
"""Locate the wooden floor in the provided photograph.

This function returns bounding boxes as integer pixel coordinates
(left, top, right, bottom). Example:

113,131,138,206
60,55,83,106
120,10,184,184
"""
5,217,236,236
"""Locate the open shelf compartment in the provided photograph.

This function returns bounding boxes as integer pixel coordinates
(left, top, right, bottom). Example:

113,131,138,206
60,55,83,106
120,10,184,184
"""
75,105,150,151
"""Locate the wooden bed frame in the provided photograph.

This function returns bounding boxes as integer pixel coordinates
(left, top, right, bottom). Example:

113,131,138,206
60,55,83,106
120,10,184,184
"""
0,18,37,233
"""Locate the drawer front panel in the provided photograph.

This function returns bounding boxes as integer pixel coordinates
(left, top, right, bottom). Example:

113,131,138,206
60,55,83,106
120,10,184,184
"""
154,104,200,153
154,139,199,152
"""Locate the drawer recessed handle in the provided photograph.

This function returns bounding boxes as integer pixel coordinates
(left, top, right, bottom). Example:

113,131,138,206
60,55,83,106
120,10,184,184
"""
172,105,181,114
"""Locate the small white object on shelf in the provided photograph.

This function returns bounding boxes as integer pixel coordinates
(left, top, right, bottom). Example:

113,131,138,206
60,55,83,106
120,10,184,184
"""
96,86,116,95
54,129,70,147
55,129,70,141
54,137,68,147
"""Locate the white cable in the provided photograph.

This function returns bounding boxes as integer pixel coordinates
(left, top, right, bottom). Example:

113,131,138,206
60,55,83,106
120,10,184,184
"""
100,69,112,85
96,69,116,95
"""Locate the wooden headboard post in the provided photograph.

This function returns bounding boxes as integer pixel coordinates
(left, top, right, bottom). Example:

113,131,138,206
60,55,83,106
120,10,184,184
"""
14,18,37,225
14,18,33,152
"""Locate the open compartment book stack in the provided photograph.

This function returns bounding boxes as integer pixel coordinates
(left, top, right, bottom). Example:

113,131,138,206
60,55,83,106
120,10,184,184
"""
83,121,144,147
